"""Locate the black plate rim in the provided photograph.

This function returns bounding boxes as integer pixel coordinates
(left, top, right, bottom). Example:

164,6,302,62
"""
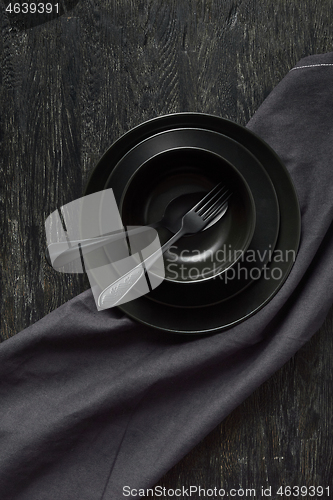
84,113,277,195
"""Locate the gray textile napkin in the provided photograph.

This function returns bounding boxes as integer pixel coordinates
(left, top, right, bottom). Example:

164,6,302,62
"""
0,52,333,500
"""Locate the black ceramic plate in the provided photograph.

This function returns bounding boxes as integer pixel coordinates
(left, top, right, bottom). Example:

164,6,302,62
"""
84,113,300,333
104,128,279,307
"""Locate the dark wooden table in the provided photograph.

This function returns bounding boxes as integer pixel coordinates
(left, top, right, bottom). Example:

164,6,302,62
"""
1,1,333,497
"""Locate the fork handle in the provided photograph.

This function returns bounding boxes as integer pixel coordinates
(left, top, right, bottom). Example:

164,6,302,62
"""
97,225,186,309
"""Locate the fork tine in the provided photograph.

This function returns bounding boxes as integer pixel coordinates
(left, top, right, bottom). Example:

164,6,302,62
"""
205,201,229,221
198,186,230,215
192,183,223,212
201,190,232,220
196,186,229,215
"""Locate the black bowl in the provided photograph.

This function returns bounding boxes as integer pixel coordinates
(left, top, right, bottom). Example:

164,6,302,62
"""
119,147,256,283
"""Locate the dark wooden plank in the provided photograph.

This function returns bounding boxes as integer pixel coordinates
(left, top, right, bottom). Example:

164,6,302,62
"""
0,14,88,339
1,0,333,495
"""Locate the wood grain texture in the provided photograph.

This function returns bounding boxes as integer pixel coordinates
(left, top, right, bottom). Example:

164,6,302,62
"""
1,0,333,495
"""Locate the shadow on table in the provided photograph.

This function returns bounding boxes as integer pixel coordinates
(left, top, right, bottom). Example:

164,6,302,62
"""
3,0,80,30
